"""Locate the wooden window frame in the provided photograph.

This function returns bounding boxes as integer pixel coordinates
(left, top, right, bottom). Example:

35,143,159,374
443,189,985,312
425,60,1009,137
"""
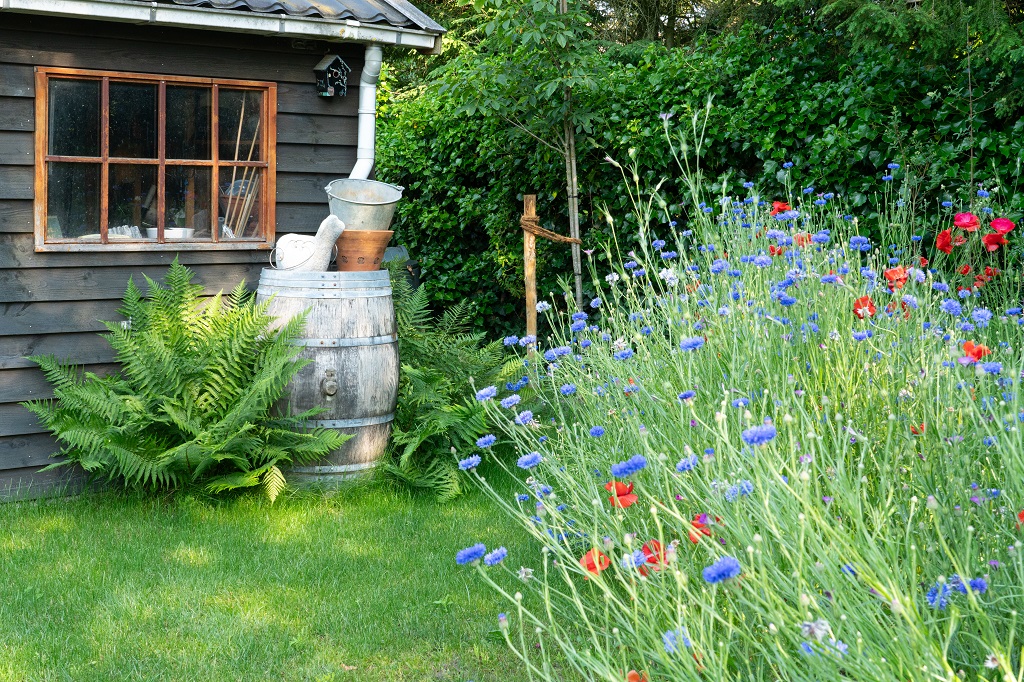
33,66,276,252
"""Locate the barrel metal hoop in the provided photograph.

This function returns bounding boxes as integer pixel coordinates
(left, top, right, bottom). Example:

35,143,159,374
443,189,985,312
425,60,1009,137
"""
300,414,394,429
258,280,391,290
256,287,392,299
291,462,377,474
290,335,397,348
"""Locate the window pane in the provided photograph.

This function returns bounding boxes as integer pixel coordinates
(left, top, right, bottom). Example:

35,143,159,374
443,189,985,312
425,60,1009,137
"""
165,166,213,238
219,169,262,239
109,82,157,159
108,164,158,238
48,80,100,157
167,86,211,160
219,90,262,162
47,162,100,239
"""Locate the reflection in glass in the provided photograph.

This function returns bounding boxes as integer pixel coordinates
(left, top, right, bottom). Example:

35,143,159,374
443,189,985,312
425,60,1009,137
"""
219,90,262,162
108,164,158,238
48,80,100,157
109,82,157,158
47,162,100,239
219,168,262,239
167,86,211,160
165,166,212,237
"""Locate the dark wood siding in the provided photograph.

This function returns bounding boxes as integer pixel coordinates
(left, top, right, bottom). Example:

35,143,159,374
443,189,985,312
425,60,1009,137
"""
0,14,362,497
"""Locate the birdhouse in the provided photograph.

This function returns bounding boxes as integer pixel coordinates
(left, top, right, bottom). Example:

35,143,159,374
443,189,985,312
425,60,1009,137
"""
314,55,351,97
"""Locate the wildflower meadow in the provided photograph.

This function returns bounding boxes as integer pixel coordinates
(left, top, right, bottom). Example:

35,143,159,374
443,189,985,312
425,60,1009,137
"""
456,135,1024,681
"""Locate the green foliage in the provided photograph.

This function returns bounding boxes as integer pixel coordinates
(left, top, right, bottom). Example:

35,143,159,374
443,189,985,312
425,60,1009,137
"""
22,261,347,502
379,16,1024,335
381,263,515,500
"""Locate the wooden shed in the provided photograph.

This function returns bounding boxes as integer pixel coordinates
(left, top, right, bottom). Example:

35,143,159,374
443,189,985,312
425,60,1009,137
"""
0,0,443,498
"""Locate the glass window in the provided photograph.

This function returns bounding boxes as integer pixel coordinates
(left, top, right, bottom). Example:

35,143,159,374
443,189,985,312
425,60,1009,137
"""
36,69,275,251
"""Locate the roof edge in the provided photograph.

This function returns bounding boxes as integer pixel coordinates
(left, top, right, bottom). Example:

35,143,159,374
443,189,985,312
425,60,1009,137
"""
0,0,444,49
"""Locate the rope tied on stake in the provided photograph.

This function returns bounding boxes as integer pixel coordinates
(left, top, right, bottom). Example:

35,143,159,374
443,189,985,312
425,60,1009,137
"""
520,215,582,244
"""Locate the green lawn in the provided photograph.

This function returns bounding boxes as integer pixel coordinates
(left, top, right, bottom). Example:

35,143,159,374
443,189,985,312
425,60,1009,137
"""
0,479,531,681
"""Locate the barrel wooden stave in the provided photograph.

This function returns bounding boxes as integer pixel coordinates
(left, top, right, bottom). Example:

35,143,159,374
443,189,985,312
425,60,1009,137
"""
256,269,398,482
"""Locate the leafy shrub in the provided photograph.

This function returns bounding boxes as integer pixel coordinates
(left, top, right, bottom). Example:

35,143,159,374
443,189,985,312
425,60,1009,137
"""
22,262,347,502
381,262,518,499
378,17,1024,335
454,166,1024,680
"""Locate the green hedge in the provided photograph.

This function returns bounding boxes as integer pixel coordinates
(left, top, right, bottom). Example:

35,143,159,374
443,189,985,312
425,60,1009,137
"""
377,21,1024,335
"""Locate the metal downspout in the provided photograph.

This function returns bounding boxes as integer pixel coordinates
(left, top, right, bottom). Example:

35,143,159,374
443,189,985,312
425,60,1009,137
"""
349,43,382,180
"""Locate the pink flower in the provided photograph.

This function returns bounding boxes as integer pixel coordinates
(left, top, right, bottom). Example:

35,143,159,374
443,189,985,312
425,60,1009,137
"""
954,212,980,232
990,217,1016,235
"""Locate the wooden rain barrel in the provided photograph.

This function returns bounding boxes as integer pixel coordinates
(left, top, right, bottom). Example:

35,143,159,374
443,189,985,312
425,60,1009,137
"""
256,269,399,483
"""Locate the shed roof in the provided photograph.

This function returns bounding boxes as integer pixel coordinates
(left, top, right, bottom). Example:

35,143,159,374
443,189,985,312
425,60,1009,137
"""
153,0,445,33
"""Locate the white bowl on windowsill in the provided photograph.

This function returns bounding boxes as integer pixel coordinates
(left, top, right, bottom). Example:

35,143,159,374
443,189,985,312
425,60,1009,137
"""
146,228,195,239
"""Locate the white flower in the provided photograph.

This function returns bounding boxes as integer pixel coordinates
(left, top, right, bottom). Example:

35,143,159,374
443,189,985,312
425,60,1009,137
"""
605,272,620,284
985,653,999,669
536,301,552,312
518,566,534,581
658,268,679,286
800,618,830,642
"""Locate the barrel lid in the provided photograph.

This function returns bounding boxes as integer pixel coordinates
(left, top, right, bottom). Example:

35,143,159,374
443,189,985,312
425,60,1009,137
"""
259,268,390,287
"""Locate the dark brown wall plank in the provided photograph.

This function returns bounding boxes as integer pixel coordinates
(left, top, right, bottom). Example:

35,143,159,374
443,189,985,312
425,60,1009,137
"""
0,404,43,438
0,363,117,403
0,167,33,201
276,143,356,174
275,204,335,233
0,64,34,97
0,332,115,369
0,97,33,132
277,173,354,204
277,114,358,146
277,81,359,117
0,131,33,165
0,263,264,303
0,433,59,468
0,200,32,233
0,232,266,269
0,463,85,500
0,300,121,336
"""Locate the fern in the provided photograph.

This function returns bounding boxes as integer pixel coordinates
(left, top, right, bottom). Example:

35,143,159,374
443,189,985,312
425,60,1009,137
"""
380,261,514,499
22,259,348,502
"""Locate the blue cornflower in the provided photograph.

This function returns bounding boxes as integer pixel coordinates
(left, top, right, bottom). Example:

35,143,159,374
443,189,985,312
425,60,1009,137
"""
570,320,586,332
663,628,692,654
514,411,534,425
456,543,487,565
652,239,666,249
978,189,990,198
614,349,634,361
676,455,699,472
624,261,637,270
1007,307,1022,316
476,434,497,448
560,384,577,396
902,295,919,309
887,162,900,170
503,335,519,346
711,259,728,274
779,294,798,306
501,394,521,409
679,337,705,351
483,547,508,566
459,455,481,470
926,582,951,609
753,255,772,268
516,494,530,502
641,326,653,336
941,200,953,207
882,175,893,182
981,362,1003,375
932,282,949,292
743,181,754,188
852,330,872,341
741,423,777,446
536,301,551,312
972,308,993,326
571,312,588,321
803,186,815,194
969,577,988,594
590,297,601,308
703,556,742,583
661,251,678,259
580,339,592,349
475,386,497,401
731,397,750,408
610,455,647,478
783,161,794,168
984,436,997,446
678,390,696,402
622,549,646,569
517,452,542,469
811,232,830,244
629,312,644,321
911,235,923,241
940,299,962,316
589,426,605,437
739,480,754,496
820,274,839,284
543,349,558,362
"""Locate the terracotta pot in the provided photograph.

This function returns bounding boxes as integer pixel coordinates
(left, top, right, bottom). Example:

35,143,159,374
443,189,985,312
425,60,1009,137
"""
336,230,393,271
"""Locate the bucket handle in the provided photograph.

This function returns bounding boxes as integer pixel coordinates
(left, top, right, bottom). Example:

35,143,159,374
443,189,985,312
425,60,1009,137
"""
269,244,340,271
323,181,405,194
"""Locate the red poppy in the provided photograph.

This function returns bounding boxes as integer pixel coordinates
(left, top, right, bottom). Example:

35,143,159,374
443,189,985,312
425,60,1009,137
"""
638,540,666,576
962,341,991,363
579,548,610,576
688,513,713,544
605,480,639,509
985,266,1000,277
884,266,908,291
982,232,1009,252
769,244,786,257
853,296,876,320
794,232,812,248
958,264,972,276
910,423,925,435
919,256,929,267
886,300,911,320
954,212,981,232
626,671,650,682
1017,509,1024,529
769,201,791,217
991,218,1015,235
936,229,953,254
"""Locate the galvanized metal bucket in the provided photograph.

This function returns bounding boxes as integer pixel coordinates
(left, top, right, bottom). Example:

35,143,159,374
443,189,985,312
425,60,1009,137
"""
325,179,403,231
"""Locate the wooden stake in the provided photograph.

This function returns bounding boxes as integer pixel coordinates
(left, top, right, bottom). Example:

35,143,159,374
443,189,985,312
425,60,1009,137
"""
523,194,538,344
